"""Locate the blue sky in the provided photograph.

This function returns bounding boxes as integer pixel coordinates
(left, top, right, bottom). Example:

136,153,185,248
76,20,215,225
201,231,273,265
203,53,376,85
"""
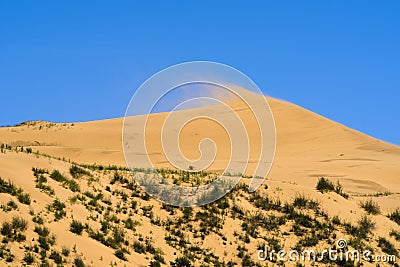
0,1,399,145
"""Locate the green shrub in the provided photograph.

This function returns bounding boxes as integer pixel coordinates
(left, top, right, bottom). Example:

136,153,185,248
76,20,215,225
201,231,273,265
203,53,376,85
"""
170,256,191,267
23,252,35,264
1,216,28,242
357,215,375,239
34,226,50,237
74,257,86,267
12,216,28,231
0,177,31,204
49,250,63,264
332,215,341,225
1,221,12,237
115,249,127,261
124,218,138,230
50,170,65,182
154,253,165,264
112,226,125,245
3,200,18,211
68,179,80,192
360,199,381,215
316,177,348,198
316,177,335,192
38,236,50,250
389,229,400,241
293,194,319,210
388,208,400,225
47,199,66,221
50,170,80,192
32,215,44,225
61,247,70,256
69,165,90,178
377,237,398,257
70,220,85,235
17,193,31,205
133,241,146,254
150,260,161,267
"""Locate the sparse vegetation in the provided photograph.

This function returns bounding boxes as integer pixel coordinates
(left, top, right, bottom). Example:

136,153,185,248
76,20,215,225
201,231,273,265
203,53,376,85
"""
316,177,349,198
360,199,381,215
0,150,397,266
377,237,398,257
50,169,80,192
1,216,28,242
388,208,400,225
0,177,31,204
74,257,86,267
389,229,400,241
357,215,375,239
70,165,91,178
47,199,67,221
70,220,85,235
23,252,35,264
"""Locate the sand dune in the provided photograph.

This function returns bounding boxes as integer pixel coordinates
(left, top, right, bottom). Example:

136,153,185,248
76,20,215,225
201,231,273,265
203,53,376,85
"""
0,95,399,266
1,97,399,195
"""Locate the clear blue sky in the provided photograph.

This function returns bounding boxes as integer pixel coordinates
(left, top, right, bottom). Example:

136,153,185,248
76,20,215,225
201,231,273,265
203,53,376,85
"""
1,1,399,145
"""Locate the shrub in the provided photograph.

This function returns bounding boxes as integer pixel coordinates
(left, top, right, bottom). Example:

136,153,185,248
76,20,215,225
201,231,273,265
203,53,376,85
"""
316,177,335,192
377,237,398,257
69,165,90,178
171,256,191,267
47,199,66,221
389,229,400,241
32,215,44,225
50,170,80,192
1,222,12,237
296,234,319,248
50,170,65,182
360,199,381,215
154,253,165,264
34,226,50,237
150,260,161,267
112,227,125,245
12,216,28,231
74,257,86,267
4,200,18,211
124,218,137,230
67,179,80,192
38,236,50,250
133,241,146,254
23,252,35,264
357,215,375,239
0,177,31,204
17,193,31,205
388,208,400,225
115,249,127,261
61,247,70,256
293,194,319,210
332,215,341,225
49,250,63,264
1,216,28,242
316,177,348,198
70,220,85,235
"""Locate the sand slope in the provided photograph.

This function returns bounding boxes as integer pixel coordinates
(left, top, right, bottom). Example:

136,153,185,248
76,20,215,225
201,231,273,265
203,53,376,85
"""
0,95,399,266
1,97,399,195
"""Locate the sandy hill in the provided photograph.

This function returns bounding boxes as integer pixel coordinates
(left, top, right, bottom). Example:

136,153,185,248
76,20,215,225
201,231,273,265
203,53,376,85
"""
0,95,399,266
1,97,399,195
